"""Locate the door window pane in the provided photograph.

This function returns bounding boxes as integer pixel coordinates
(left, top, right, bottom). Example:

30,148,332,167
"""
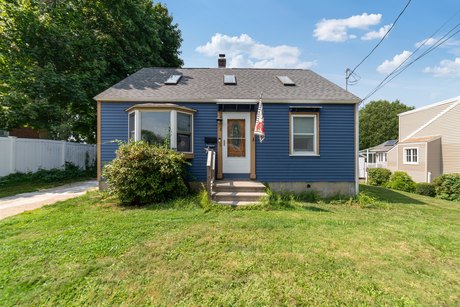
227,119,246,157
141,111,170,145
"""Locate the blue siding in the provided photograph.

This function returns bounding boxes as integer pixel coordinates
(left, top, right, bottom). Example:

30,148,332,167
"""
182,103,218,181
100,103,131,168
100,102,217,181
255,104,355,182
101,102,355,183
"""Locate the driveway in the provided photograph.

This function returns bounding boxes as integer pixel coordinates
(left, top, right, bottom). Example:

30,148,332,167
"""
0,180,98,220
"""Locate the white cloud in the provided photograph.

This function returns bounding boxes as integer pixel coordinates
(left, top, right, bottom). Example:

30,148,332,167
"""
361,24,392,40
415,37,438,48
377,50,412,74
195,33,316,69
313,13,382,42
415,37,460,48
423,57,460,77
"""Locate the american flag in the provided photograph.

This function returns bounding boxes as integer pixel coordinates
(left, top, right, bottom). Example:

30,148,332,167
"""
254,93,265,143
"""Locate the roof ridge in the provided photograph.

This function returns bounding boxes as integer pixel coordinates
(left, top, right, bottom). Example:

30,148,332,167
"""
144,67,312,71
402,99,460,141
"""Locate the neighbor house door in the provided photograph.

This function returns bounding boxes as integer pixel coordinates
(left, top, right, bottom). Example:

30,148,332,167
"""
222,112,251,174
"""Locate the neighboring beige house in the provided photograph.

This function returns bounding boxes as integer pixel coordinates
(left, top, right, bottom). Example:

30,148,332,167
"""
386,96,460,182
359,140,397,169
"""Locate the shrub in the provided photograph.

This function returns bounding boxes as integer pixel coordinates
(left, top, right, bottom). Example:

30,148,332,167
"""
102,141,190,205
367,168,392,186
0,162,94,187
415,182,436,197
433,173,460,201
387,171,416,192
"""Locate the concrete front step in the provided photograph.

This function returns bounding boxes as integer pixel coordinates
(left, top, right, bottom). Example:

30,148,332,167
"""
214,191,267,202
217,200,260,206
214,180,266,193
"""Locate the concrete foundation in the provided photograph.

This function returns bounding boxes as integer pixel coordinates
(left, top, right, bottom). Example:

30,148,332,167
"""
267,182,356,198
100,180,356,198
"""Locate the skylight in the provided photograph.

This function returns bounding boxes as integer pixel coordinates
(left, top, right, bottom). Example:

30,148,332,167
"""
277,76,295,86
224,74,236,85
164,75,182,85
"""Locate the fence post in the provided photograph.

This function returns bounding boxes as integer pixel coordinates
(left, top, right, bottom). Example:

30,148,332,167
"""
61,141,66,168
9,137,16,174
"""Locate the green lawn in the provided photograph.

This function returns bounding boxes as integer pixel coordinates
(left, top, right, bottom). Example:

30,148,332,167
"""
0,186,459,305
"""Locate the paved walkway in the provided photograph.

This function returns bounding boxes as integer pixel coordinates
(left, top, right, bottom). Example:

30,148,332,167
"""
0,180,98,220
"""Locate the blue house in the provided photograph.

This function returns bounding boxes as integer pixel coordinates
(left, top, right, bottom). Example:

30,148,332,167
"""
95,55,360,201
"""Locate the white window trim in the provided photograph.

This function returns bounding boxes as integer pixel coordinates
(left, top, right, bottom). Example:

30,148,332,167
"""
175,110,194,154
127,109,194,155
403,147,419,165
289,114,319,156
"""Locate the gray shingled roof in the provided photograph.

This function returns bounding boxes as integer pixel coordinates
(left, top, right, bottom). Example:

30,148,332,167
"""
94,68,360,103
367,140,398,152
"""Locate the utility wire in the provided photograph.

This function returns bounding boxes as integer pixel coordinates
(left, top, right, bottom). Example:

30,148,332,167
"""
360,20,460,103
348,0,412,78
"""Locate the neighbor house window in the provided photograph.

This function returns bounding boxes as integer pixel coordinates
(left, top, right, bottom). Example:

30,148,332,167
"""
127,104,195,158
377,152,387,162
290,113,318,155
404,147,418,164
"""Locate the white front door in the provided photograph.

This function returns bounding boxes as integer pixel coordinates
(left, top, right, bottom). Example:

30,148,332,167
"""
222,112,251,174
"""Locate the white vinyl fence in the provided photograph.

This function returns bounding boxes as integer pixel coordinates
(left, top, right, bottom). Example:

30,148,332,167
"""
0,137,96,177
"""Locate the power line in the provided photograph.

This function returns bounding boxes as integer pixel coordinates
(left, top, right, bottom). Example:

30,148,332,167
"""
347,0,412,81
360,19,460,103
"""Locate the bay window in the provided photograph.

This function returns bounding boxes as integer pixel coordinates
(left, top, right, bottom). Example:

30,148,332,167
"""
126,104,195,158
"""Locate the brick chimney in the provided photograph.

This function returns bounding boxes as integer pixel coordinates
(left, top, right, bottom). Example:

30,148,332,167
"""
218,54,226,68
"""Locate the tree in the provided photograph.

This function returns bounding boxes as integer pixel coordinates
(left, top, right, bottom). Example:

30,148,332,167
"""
0,0,182,142
359,100,414,150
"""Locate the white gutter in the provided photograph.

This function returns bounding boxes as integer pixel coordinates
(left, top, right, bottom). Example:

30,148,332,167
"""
94,97,360,104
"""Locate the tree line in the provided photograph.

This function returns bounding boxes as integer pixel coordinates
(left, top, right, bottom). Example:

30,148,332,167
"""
0,0,182,143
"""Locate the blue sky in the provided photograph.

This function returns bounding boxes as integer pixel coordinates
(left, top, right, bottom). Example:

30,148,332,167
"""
162,0,460,108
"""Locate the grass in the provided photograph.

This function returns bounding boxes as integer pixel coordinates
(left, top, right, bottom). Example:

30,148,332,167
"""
0,185,459,305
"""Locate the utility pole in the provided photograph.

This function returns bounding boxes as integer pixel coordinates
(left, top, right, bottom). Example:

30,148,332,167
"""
345,68,351,91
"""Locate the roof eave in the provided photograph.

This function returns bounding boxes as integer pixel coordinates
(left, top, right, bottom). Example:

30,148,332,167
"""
94,97,360,104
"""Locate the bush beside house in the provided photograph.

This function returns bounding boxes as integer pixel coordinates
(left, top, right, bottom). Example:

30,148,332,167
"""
367,168,392,186
387,171,416,192
433,174,460,201
415,183,436,197
102,141,190,205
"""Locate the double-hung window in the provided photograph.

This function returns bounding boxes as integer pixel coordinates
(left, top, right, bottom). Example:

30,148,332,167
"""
127,104,195,159
290,113,319,155
404,147,418,164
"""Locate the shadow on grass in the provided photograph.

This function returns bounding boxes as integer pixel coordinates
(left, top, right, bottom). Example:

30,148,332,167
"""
114,195,202,211
360,185,425,205
300,205,331,212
